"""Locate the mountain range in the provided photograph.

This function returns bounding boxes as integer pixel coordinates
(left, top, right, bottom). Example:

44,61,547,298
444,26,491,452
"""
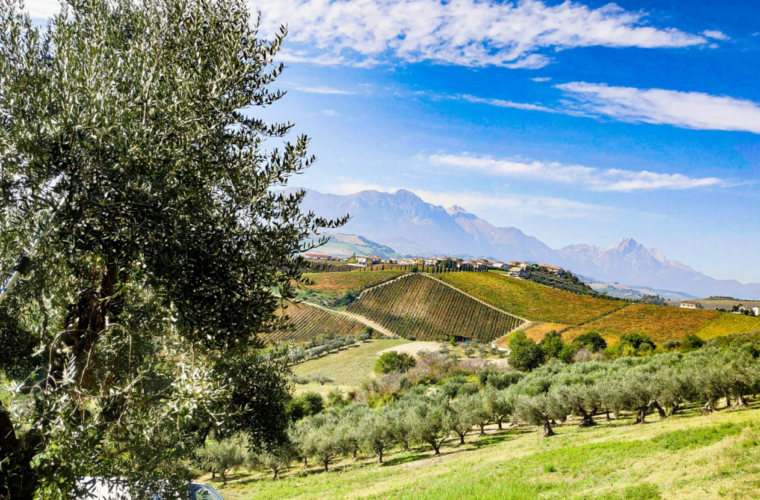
296,188,760,299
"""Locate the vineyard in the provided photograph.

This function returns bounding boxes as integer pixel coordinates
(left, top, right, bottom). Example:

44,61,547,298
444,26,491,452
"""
346,274,525,342
262,303,365,343
696,313,760,339
520,322,572,342
438,272,626,324
561,304,722,345
301,270,407,303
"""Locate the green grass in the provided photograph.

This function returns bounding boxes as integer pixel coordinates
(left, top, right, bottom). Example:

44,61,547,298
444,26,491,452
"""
439,272,626,324
204,404,760,500
291,339,409,392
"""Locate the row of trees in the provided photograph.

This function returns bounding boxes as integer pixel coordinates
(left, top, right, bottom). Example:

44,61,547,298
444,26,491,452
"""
200,335,760,482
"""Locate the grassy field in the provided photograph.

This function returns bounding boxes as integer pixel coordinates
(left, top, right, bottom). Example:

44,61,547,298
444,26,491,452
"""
291,339,410,394
203,402,760,500
561,304,726,345
301,270,407,303
262,303,366,344
439,272,627,324
347,274,525,343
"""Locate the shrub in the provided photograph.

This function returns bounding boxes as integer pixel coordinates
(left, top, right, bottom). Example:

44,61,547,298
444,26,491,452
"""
375,351,417,374
509,331,544,372
572,331,607,352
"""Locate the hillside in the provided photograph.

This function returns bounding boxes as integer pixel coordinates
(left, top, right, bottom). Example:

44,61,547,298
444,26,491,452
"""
439,272,626,324
346,274,525,342
562,304,760,345
205,403,760,500
262,303,366,343
301,270,408,305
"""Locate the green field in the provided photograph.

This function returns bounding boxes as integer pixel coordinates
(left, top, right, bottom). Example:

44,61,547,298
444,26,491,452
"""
439,272,627,324
262,303,366,344
347,274,525,342
291,338,410,393
201,401,760,500
562,304,760,346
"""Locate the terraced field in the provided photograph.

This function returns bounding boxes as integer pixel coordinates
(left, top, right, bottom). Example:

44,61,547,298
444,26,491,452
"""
439,272,627,324
262,303,365,343
347,274,525,342
301,270,407,301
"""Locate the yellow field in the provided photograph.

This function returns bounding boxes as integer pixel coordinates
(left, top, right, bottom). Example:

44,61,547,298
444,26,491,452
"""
301,270,407,298
521,322,571,342
561,304,722,345
696,313,760,339
438,272,626,324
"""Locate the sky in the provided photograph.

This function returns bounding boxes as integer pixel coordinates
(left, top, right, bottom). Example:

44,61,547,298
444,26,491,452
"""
28,0,760,283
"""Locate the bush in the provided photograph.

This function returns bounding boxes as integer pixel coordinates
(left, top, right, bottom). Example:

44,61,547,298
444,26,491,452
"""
572,331,607,352
539,331,565,359
375,351,417,374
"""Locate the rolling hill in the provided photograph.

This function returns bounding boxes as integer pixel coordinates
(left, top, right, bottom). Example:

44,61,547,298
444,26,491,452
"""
346,273,526,342
263,302,366,343
438,271,627,324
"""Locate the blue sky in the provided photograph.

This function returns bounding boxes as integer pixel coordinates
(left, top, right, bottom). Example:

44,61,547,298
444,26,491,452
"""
29,0,760,283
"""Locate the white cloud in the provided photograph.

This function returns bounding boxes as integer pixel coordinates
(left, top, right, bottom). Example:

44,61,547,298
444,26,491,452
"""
556,82,760,134
458,94,557,113
333,182,609,219
322,109,338,116
429,153,728,192
284,82,354,95
701,30,730,41
254,0,708,68
532,77,552,83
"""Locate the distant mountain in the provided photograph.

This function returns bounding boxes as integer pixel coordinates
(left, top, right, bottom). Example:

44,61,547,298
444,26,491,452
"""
585,282,697,301
558,239,760,299
296,188,760,299
298,188,556,263
316,233,399,259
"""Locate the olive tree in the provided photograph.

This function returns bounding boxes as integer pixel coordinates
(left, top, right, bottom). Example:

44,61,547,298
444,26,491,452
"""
196,434,247,486
513,393,568,438
407,393,452,454
0,1,343,498
449,394,481,444
483,388,514,430
360,407,395,464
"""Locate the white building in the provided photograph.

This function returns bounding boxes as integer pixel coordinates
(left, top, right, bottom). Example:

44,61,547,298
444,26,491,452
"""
680,302,703,310
753,307,760,317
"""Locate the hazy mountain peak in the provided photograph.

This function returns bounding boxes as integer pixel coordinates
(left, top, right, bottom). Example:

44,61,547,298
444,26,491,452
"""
608,237,640,253
446,205,471,216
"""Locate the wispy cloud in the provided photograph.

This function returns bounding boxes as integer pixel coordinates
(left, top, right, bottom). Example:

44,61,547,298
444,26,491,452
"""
458,94,557,113
701,30,730,41
556,82,760,134
429,154,729,192
255,0,709,69
532,77,552,83
333,182,611,219
283,82,354,95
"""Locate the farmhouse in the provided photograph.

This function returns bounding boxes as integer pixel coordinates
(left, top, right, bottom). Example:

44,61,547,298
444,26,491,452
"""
754,307,760,317
508,266,528,278
356,255,383,265
680,302,704,310
492,261,507,269
304,252,337,261
542,264,565,276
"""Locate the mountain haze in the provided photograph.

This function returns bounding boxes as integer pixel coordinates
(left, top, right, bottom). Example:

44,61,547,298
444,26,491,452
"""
298,188,760,299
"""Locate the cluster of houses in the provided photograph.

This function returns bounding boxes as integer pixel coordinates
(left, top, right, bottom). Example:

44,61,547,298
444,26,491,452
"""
303,252,567,277
680,301,760,317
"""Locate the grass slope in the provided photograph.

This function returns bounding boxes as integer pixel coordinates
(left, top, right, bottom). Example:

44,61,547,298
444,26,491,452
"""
439,272,626,324
291,338,409,394
262,303,366,344
204,403,760,500
347,274,525,342
521,322,572,342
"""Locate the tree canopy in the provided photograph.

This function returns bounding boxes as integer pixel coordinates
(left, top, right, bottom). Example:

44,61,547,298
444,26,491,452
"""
0,1,342,498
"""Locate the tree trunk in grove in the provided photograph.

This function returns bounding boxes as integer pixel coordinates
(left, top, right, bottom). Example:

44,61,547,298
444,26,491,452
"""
542,421,555,438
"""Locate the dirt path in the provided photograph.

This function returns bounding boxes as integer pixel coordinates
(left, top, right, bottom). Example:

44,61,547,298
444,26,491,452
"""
300,300,399,339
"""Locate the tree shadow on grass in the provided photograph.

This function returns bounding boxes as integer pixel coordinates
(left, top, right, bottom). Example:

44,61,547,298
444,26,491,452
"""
470,429,532,449
382,450,432,467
